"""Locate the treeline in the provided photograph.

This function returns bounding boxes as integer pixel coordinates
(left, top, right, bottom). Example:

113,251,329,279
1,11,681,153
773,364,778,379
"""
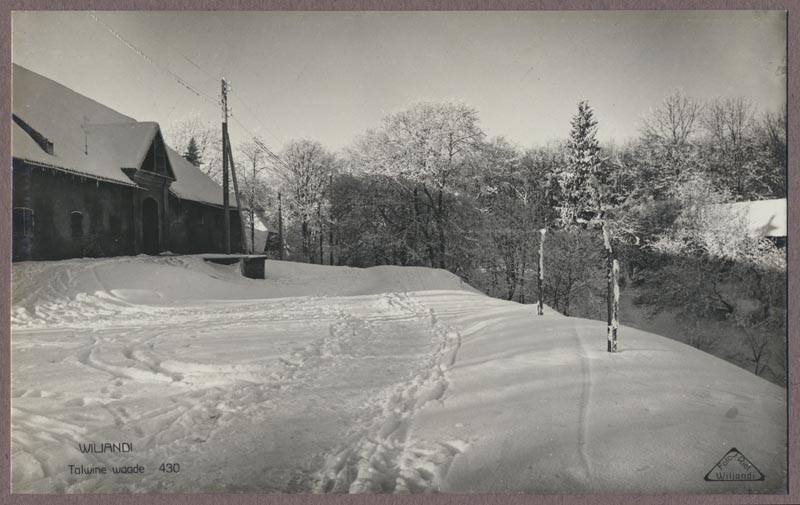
169,91,787,382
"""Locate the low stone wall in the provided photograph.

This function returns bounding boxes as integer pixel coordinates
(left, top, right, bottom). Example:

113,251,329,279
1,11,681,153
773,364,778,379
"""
203,254,267,279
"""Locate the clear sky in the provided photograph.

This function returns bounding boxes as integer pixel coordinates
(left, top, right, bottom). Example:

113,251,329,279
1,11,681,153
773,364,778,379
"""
12,10,786,153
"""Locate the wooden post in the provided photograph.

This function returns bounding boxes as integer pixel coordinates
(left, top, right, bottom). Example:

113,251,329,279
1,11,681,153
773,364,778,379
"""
226,133,247,253
537,228,546,316
602,222,618,352
251,162,256,253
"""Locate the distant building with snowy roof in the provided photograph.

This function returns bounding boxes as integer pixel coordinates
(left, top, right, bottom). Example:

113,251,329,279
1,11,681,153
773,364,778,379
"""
11,64,243,261
715,198,787,247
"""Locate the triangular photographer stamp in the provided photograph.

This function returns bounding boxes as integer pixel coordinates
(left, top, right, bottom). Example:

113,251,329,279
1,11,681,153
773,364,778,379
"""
704,448,765,481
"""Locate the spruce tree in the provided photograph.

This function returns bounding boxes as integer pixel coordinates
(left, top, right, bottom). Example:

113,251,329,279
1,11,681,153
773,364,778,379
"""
557,101,621,352
557,100,604,226
183,137,203,167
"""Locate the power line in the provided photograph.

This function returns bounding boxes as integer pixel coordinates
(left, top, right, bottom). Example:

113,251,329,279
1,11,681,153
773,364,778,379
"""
177,50,287,147
231,115,291,172
232,94,285,146
87,11,217,107
182,54,220,82
171,46,287,148
87,12,291,173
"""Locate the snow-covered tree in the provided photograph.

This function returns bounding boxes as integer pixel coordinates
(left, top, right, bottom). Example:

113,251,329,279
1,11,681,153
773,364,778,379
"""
235,140,273,253
275,139,336,263
555,100,604,226
164,115,223,183
555,101,625,352
349,102,484,269
642,173,785,379
182,137,203,167
638,91,703,196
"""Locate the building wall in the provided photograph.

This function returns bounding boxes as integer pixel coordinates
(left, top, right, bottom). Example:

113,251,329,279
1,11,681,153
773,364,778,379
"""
12,159,243,261
12,160,137,261
168,195,243,254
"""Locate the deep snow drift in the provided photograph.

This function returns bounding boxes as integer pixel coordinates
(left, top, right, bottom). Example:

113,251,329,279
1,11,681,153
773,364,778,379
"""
11,256,786,493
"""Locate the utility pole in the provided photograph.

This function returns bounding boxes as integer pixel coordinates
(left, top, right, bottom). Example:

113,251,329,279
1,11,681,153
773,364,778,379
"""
226,137,247,253
221,78,230,254
251,160,257,253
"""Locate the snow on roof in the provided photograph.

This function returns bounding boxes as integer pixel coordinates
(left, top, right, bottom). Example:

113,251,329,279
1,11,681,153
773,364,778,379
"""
12,64,226,205
716,198,787,237
166,147,227,207
83,122,159,172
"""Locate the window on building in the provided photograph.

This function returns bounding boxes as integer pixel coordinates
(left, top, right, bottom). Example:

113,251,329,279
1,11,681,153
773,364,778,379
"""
71,211,83,239
13,207,34,238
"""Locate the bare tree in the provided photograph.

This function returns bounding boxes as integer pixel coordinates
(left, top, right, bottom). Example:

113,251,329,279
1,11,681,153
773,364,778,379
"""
701,97,757,197
235,139,272,253
276,139,336,262
163,114,224,183
638,91,703,195
641,91,702,148
752,110,788,198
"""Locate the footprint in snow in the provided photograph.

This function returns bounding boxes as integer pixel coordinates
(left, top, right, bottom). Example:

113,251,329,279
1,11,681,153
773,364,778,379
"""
62,397,85,407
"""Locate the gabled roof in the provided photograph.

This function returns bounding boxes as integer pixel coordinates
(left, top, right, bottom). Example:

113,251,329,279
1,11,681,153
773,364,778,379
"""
84,122,169,175
167,147,229,206
11,64,227,206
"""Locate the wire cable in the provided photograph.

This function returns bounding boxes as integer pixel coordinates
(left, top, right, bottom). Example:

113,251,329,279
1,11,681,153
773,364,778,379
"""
87,12,218,106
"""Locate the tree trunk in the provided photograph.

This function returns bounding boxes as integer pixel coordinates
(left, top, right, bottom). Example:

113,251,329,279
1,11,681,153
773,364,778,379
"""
277,192,283,260
412,187,420,264
537,229,546,316
250,209,255,254
519,254,526,304
602,222,619,352
302,218,310,263
437,188,446,269
318,203,324,264
329,224,334,266
612,258,620,348
504,255,516,300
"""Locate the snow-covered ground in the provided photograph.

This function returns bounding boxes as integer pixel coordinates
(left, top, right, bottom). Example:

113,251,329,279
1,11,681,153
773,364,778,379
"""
11,256,786,493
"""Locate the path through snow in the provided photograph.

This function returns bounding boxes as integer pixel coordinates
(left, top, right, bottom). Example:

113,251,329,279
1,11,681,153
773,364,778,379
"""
11,256,787,494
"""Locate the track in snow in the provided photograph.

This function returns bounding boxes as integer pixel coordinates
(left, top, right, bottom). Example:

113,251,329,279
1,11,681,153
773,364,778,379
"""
12,256,787,494
11,258,471,493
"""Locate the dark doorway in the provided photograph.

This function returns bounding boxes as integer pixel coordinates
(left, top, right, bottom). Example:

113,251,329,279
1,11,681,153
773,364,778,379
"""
142,198,160,255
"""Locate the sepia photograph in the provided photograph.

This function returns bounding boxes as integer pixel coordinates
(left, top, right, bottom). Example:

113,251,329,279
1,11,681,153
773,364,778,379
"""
6,8,790,496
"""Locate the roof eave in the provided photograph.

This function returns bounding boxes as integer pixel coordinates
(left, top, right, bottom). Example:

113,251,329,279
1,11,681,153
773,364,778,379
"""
13,157,141,188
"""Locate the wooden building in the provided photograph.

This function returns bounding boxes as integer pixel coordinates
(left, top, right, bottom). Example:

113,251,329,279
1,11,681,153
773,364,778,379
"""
11,64,242,261
715,198,787,248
